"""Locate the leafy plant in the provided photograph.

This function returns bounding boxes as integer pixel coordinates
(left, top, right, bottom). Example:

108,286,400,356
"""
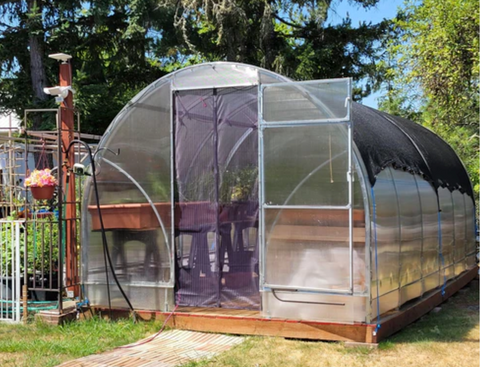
0,217,59,277
220,166,258,203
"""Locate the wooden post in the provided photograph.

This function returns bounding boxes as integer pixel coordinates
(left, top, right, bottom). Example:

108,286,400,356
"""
22,284,28,323
59,61,78,297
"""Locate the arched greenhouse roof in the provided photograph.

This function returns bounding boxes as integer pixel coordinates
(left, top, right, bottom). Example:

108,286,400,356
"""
352,102,473,199
101,61,473,200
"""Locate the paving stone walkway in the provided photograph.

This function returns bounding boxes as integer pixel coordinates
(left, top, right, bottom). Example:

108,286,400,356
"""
57,329,244,367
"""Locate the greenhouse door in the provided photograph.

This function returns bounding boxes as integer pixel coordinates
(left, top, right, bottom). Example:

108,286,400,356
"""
173,87,260,309
259,79,356,295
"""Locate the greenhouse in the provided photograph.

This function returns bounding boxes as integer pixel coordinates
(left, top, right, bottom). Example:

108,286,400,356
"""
82,62,476,340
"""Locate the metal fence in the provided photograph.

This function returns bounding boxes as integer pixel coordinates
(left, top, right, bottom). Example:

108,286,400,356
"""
0,220,24,322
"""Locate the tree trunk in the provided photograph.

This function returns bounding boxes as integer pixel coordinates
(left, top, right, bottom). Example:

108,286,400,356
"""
27,0,48,130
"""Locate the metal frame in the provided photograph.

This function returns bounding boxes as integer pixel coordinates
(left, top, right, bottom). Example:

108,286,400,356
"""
259,78,354,296
0,219,23,323
102,158,173,287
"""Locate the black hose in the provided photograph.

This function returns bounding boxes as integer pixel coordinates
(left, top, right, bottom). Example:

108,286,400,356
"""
65,140,136,318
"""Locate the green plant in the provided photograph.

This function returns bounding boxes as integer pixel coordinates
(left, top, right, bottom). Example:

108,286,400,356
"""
0,217,59,277
220,166,258,203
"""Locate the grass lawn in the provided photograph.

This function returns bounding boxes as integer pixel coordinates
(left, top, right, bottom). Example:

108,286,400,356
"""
180,284,479,367
0,284,477,367
0,315,164,367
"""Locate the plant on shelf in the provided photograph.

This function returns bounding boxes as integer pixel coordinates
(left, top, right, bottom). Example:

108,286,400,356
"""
25,169,58,201
220,166,258,203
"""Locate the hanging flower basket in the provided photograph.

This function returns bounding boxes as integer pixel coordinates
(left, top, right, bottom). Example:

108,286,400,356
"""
25,169,58,201
30,186,56,200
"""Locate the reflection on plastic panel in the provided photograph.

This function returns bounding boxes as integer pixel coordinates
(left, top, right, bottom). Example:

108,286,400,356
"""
371,169,400,300
452,190,466,275
85,283,174,311
262,291,366,323
371,291,399,319
264,208,366,293
172,63,260,89
391,170,422,289
438,188,455,280
400,280,423,305
464,196,476,257
263,80,350,122
415,177,439,279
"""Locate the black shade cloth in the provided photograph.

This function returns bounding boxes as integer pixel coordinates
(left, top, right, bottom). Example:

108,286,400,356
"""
352,103,474,200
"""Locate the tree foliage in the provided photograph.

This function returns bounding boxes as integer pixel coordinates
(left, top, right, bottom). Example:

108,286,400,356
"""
163,0,390,99
380,0,479,197
0,0,391,133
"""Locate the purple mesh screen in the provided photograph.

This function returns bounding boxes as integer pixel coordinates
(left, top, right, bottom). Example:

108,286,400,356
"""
174,87,259,309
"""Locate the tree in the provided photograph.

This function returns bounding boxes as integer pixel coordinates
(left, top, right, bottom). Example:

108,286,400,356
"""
0,0,172,133
157,0,391,99
380,0,479,196
1,0,393,134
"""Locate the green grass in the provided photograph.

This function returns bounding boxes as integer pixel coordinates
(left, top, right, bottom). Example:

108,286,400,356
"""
0,284,477,367
0,316,164,367
178,284,479,367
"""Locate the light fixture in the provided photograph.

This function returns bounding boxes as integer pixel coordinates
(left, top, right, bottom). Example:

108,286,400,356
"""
43,86,76,102
48,53,72,63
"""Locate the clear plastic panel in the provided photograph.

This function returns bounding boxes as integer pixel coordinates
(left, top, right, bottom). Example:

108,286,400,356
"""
83,82,172,306
96,82,171,205
263,124,348,206
85,190,171,286
415,176,440,290
464,196,476,257
172,63,259,90
262,79,350,122
264,208,365,292
438,188,455,280
452,190,466,275
370,169,400,300
391,170,422,289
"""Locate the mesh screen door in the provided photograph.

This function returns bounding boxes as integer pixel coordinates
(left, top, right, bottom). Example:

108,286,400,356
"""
259,78,355,294
174,87,260,309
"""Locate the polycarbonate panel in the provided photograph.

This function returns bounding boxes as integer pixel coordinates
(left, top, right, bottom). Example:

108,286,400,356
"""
263,124,348,206
464,196,476,257
415,177,440,291
370,169,400,301
452,190,466,275
86,224,171,284
391,170,422,291
262,291,367,323
438,188,455,281
262,79,350,122
264,206,366,293
371,291,399,319
83,81,173,310
95,82,172,205
84,283,174,311
171,63,260,90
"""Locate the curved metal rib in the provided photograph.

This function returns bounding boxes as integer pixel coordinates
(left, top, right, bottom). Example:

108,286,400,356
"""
102,158,171,267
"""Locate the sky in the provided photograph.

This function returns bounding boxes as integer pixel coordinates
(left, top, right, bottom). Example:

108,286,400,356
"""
327,0,406,108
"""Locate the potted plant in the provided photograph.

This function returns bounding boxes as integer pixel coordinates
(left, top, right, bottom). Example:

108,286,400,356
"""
25,169,58,200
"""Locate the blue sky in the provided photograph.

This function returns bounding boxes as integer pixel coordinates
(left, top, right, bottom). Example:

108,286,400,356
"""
327,0,406,108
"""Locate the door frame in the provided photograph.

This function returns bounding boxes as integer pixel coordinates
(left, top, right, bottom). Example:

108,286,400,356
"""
258,78,355,295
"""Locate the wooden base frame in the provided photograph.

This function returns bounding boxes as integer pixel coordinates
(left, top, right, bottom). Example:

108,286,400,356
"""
93,267,477,343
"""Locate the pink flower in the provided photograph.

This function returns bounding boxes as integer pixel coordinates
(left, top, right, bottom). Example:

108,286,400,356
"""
25,169,58,188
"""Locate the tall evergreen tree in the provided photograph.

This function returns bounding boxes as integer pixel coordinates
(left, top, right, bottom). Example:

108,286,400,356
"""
1,0,391,133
